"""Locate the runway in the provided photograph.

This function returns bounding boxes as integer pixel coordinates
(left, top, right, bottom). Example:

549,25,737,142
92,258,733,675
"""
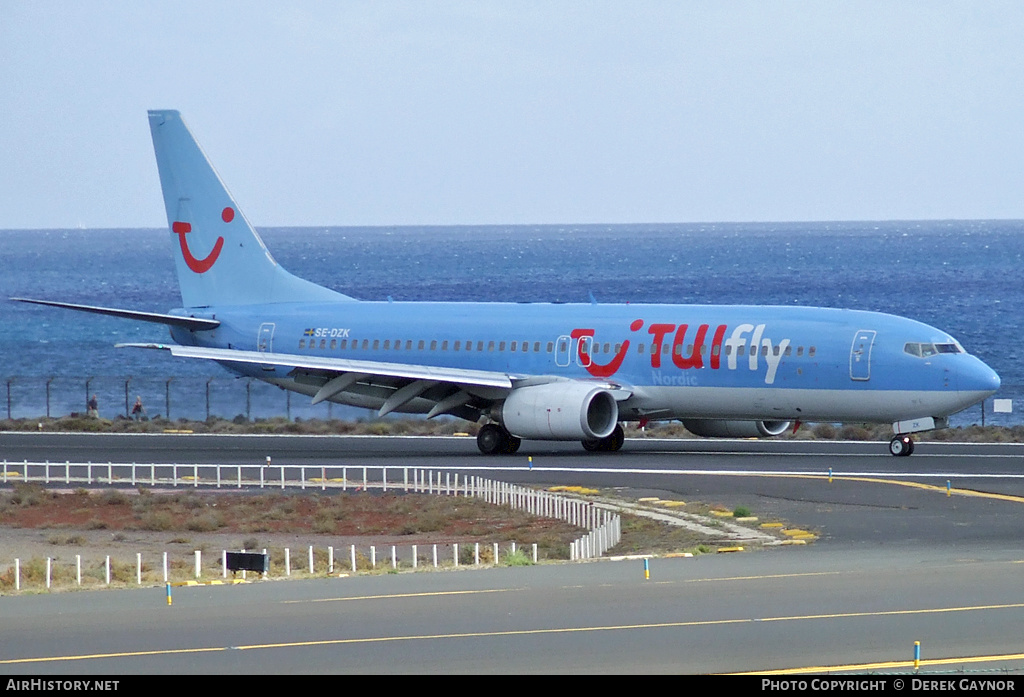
2,433,1024,675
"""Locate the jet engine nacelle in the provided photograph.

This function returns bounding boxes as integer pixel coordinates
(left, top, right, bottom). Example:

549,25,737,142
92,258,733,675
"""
682,419,792,439
495,382,619,440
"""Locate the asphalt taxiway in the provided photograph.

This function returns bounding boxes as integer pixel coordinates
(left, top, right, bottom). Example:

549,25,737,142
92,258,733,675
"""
2,434,1024,674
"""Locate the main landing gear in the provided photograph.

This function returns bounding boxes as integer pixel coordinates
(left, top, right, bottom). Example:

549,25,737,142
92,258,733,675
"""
476,423,627,455
889,434,915,457
477,423,521,455
582,424,625,453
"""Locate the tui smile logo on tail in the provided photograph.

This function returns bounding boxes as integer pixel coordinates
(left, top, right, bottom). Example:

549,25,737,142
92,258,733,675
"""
171,207,232,274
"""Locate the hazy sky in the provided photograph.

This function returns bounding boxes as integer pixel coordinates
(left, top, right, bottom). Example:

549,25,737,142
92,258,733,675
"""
2,2,1023,228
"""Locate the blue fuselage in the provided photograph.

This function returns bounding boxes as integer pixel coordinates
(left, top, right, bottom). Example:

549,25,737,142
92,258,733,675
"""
169,301,999,424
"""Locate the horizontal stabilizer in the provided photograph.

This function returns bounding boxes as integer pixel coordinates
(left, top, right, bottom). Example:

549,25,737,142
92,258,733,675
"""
11,298,220,331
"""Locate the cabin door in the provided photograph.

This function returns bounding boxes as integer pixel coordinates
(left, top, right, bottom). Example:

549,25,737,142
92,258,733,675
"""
849,330,876,381
555,335,572,367
258,323,276,371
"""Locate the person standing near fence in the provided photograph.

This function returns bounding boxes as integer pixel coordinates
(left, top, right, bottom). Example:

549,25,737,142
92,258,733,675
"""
131,396,146,421
87,394,99,418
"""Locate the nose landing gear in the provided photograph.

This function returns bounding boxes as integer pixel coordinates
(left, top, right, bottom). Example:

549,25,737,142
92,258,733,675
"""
889,434,915,457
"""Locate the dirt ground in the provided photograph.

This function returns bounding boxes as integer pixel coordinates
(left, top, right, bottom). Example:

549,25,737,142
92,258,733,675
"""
0,482,792,591
0,484,609,588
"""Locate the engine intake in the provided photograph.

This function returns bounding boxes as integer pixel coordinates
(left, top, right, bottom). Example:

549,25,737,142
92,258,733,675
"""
682,419,791,439
495,383,618,440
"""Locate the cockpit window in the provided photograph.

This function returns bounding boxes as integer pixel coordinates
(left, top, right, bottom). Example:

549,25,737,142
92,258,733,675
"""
904,342,963,358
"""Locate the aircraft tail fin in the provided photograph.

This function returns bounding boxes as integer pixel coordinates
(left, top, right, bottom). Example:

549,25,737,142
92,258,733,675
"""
148,110,353,308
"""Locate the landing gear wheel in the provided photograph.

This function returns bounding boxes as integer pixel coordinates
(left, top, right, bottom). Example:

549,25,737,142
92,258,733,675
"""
889,435,914,457
581,424,625,453
477,424,520,455
605,424,625,452
503,435,522,455
477,424,505,455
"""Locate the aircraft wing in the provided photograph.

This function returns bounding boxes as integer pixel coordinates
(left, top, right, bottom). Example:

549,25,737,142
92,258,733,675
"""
117,342,632,419
118,342,512,387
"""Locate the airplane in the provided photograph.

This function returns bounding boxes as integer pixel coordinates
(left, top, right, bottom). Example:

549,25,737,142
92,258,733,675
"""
13,110,1001,457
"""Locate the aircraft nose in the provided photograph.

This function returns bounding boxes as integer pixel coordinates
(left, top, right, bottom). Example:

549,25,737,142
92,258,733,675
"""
959,357,1001,397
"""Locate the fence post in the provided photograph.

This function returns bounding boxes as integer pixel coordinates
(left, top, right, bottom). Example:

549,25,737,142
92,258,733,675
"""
46,377,53,418
165,378,173,420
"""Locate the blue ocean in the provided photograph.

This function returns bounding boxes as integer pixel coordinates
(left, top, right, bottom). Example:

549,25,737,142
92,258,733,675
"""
1,222,1021,426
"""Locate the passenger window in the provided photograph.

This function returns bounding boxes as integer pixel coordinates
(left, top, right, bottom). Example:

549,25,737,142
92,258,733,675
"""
320,339,326,349
489,341,495,352
738,346,745,356
299,340,305,349
330,339,337,350
417,340,424,350
442,341,449,351
430,340,437,351
454,341,461,351
511,341,517,352
797,346,803,357
499,342,506,351
808,347,816,357
478,341,485,351
383,340,390,350
547,342,554,353
340,339,347,349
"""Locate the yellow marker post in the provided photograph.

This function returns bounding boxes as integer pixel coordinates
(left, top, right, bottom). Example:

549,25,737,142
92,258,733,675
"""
947,480,951,497
828,467,833,484
166,583,172,606
914,641,920,671
643,558,650,580
528,456,533,470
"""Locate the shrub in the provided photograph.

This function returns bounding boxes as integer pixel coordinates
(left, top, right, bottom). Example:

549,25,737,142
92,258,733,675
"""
502,547,533,566
811,423,836,439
